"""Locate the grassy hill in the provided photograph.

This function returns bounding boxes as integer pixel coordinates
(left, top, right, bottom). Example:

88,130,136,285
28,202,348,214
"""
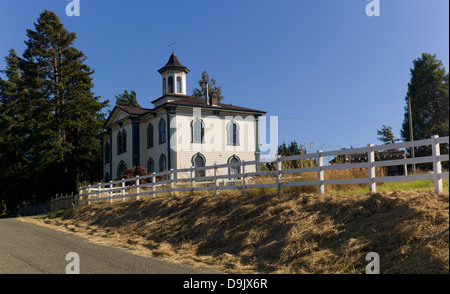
24,188,449,274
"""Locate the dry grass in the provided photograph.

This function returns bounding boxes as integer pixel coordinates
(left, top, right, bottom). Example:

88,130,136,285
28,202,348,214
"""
22,189,449,274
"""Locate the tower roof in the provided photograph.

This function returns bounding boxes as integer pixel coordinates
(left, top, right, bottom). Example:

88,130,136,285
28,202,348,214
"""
158,53,190,74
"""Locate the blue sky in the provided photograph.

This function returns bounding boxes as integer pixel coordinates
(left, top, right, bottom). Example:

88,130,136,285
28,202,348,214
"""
0,0,448,153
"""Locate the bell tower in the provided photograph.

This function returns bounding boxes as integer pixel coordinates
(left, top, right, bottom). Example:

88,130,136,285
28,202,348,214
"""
158,53,190,96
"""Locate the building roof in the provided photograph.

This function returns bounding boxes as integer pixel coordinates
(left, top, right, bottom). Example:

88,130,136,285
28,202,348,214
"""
157,53,190,74
115,105,150,115
103,97,266,131
165,97,266,114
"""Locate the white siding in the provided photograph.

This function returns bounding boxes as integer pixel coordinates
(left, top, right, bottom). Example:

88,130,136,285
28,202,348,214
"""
102,106,260,182
174,107,257,178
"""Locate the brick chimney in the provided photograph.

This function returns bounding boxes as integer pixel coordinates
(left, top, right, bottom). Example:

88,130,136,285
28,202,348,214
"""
210,93,219,107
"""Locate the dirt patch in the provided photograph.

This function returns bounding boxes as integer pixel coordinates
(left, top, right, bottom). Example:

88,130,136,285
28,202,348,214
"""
21,190,449,274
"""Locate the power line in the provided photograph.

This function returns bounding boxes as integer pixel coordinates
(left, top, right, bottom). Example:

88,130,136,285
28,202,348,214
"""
277,100,404,120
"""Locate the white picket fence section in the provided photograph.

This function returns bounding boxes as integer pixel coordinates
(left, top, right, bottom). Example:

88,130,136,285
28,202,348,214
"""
77,135,449,205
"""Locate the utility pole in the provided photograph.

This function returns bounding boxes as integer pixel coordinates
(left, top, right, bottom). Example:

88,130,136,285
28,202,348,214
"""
408,96,416,173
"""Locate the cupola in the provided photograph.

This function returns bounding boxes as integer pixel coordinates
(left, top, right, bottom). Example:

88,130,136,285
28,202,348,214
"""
158,53,189,96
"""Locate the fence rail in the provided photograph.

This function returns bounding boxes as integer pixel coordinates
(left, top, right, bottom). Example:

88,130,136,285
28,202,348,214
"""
17,193,76,216
75,135,449,205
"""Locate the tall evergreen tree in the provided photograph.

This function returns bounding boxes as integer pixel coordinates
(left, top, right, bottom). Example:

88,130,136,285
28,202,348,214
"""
22,10,108,193
0,49,31,216
0,10,108,215
115,89,140,107
192,70,224,102
400,53,449,165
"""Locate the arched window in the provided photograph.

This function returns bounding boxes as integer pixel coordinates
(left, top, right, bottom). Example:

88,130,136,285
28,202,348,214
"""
121,130,127,153
168,76,174,93
104,172,110,183
147,124,154,148
163,78,166,95
117,130,127,154
117,131,122,154
117,161,127,178
191,119,204,143
176,76,182,93
147,157,154,173
159,119,166,144
192,153,206,177
228,155,241,176
104,142,110,164
159,154,167,173
227,121,240,146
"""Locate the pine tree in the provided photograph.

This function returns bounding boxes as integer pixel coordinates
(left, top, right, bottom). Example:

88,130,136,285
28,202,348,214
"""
115,89,140,107
401,53,449,142
0,10,108,214
400,53,449,166
22,10,109,193
192,70,224,102
377,125,400,144
0,49,31,215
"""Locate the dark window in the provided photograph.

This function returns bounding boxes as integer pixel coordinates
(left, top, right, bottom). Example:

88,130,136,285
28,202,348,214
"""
159,119,166,144
117,131,122,154
159,154,167,173
228,156,241,176
168,76,174,93
117,130,127,154
104,172,111,183
192,153,206,178
147,124,154,148
192,119,204,143
147,157,154,173
227,122,239,146
177,76,182,93
163,78,166,94
122,130,127,153
117,162,127,178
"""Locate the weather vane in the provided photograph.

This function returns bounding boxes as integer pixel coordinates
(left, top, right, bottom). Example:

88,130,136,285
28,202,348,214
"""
168,39,176,53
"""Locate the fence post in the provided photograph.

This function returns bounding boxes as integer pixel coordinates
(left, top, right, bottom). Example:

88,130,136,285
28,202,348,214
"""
242,160,247,196
152,172,156,198
368,143,376,193
318,150,325,194
431,135,443,194
109,181,113,203
120,178,125,202
214,163,218,196
52,194,57,211
87,186,91,205
169,169,174,197
97,183,101,204
136,175,140,200
276,157,281,195
190,166,194,196
78,186,82,206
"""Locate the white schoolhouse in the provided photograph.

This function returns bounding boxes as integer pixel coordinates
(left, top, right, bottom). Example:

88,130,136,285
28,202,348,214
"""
100,53,266,182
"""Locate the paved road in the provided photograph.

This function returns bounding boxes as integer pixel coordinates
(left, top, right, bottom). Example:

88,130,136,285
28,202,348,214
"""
0,218,220,274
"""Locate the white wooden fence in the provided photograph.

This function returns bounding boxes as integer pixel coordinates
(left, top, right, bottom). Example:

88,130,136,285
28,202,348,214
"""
77,135,449,205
